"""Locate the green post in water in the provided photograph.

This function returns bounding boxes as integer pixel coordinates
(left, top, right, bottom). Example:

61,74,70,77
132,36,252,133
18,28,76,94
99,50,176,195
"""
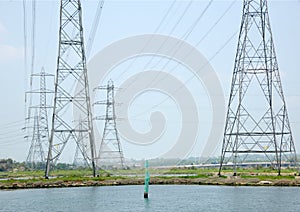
144,160,150,198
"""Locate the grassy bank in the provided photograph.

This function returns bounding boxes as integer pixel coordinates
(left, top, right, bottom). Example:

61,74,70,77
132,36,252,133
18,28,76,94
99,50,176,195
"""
0,167,299,189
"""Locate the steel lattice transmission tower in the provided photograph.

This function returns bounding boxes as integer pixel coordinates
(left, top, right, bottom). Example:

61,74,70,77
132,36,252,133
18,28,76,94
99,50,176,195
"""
219,0,296,176
94,80,125,169
45,0,96,178
26,67,53,168
26,110,44,166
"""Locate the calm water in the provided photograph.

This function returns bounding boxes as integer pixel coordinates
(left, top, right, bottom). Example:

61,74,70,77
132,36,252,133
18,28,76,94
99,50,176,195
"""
0,185,300,212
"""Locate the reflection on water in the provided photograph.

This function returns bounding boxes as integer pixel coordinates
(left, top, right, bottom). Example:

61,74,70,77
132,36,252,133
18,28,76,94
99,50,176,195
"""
144,197,151,211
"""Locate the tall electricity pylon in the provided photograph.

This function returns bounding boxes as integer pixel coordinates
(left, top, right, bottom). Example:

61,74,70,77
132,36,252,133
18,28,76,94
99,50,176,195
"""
219,0,296,176
26,67,53,168
26,110,44,167
45,0,96,178
94,80,125,169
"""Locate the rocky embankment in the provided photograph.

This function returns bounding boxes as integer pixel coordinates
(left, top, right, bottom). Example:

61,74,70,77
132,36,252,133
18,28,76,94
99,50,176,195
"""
1,176,300,189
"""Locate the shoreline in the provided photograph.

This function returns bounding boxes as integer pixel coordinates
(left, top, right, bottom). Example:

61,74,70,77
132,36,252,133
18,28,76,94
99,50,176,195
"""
1,176,300,189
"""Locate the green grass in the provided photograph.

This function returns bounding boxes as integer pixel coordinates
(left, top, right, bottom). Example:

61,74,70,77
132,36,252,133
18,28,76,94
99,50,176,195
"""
0,167,298,188
0,167,298,181
0,169,97,179
0,170,44,178
0,175,127,185
178,173,213,179
222,167,297,174
240,175,295,180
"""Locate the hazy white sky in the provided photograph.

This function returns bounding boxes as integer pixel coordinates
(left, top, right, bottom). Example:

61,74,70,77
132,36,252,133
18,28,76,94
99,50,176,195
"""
0,0,299,162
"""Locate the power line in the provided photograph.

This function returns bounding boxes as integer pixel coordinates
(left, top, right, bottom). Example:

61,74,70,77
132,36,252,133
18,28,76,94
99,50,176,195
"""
131,29,238,119
112,0,195,100
86,0,105,59
114,0,236,100
118,1,238,118
30,0,36,90
42,1,56,66
0,128,25,136
25,0,37,148
0,119,26,128
0,139,30,147
23,0,28,121
145,0,237,89
0,134,25,140
144,0,214,88
114,0,178,82
0,133,26,141
140,0,194,72
196,0,237,46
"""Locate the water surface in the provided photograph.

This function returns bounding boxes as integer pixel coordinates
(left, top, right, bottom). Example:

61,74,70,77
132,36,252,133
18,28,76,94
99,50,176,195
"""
0,185,299,211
